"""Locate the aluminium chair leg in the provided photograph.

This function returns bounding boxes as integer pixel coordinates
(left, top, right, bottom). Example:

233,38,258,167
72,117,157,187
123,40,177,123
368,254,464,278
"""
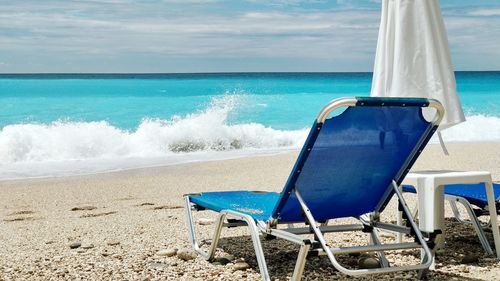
455,197,494,255
417,267,429,280
185,197,226,261
223,210,270,281
295,186,434,277
370,229,389,268
448,197,469,224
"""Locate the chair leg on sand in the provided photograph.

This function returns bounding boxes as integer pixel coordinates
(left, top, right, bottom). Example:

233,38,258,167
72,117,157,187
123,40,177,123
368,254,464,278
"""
186,197,320,281
186,184,435,280
185,196,223,260
185,197,273,279
294,183,434,277
370,229,390,268
446,196,494,255
448,198,469,224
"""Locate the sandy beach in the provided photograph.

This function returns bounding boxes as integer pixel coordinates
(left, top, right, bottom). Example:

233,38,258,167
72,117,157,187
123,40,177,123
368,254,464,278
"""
1,143,499,280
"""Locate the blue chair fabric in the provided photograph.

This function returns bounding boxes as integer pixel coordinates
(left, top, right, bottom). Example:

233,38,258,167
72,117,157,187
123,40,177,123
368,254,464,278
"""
403,183,500,209
188,97,435,223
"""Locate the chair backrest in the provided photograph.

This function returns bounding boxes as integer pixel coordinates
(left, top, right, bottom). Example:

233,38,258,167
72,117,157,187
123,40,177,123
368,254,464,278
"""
271,97,443,222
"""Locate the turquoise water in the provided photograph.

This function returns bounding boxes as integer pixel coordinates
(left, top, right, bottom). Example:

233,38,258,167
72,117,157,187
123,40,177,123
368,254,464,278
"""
0,72,499,178
1,72,499,129
0,73,374,130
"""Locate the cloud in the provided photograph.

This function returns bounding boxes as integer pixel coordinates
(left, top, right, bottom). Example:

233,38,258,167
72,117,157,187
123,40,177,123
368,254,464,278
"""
0,1,381,72
0,0,499,72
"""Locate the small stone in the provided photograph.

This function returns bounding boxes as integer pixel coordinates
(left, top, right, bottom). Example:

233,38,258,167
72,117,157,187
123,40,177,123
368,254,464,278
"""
214,257,231,265
460,254,479,264
107,241,120,246
177,249,197,261
77,249,86,254
69,242,81,249
81,243,94,249
71,206,97,211
358,257,381,269
198,218,215,225
233,262,250,271
223,255,236,261
45,240,55,245
157,248,177,257
435,249,446,257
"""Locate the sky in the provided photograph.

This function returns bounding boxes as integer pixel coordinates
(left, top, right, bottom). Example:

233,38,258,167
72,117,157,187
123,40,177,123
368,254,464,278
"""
1,0,500,73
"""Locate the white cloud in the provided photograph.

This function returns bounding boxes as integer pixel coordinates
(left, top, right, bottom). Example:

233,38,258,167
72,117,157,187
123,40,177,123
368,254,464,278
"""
0,1,499,72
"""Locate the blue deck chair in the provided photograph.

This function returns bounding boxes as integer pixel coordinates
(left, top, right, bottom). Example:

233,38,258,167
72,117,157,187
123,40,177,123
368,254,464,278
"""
184,97,444,280
403,183,500,255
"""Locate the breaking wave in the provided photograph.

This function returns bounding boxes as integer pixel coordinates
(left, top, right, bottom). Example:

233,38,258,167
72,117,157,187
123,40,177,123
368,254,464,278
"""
437,115,500,143
0,94,499,179
0,96,308,164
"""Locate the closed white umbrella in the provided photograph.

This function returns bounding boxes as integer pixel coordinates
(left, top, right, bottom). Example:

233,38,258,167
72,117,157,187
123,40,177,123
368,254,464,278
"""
371,0,465,153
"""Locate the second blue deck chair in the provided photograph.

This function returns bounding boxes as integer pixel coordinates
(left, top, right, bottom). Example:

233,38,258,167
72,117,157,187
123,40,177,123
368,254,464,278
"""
184,97,444,280
403,183,500,255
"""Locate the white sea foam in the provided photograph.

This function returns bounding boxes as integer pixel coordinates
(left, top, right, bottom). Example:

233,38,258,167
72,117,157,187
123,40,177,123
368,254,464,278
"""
0,96,307,179
0,96,499,179
437,115,500,143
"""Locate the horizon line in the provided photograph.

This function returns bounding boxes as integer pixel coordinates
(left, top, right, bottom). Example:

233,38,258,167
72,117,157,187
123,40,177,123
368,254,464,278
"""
1,70,500,76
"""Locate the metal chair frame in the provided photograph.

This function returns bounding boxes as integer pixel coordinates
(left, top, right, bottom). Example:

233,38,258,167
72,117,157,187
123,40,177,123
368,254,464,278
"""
446,194,497,255
185,181,433,281
183,97,445,280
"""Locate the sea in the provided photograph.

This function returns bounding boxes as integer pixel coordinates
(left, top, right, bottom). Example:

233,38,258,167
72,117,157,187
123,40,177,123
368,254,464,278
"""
1,72,499,179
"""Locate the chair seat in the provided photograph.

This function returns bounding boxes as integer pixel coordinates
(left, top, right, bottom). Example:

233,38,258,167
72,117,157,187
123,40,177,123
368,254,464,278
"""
188,191,280,221
403,183,500,209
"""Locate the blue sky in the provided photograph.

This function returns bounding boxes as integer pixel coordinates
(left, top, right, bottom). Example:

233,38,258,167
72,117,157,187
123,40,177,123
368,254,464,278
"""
1,0,500,73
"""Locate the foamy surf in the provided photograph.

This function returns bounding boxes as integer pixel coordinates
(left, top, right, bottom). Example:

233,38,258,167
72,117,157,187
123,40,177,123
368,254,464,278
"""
1,95,499,179
0,96,308,179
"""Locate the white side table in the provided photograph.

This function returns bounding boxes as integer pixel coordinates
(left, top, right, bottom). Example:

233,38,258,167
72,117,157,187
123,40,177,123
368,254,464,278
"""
401,170,500,259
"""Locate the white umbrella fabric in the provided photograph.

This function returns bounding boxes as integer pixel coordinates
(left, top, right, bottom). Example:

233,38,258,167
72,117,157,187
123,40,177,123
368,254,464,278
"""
371,0,465,153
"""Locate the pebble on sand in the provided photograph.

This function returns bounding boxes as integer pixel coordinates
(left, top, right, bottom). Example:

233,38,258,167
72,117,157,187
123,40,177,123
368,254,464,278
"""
70,206,97,211
177,249,197,261
69,242,82,249
198,218,215,225
461,254,480,264
107,241,120,246
358,257,381,269
157,248,177,257
233,262,250,271
213,257,231,265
